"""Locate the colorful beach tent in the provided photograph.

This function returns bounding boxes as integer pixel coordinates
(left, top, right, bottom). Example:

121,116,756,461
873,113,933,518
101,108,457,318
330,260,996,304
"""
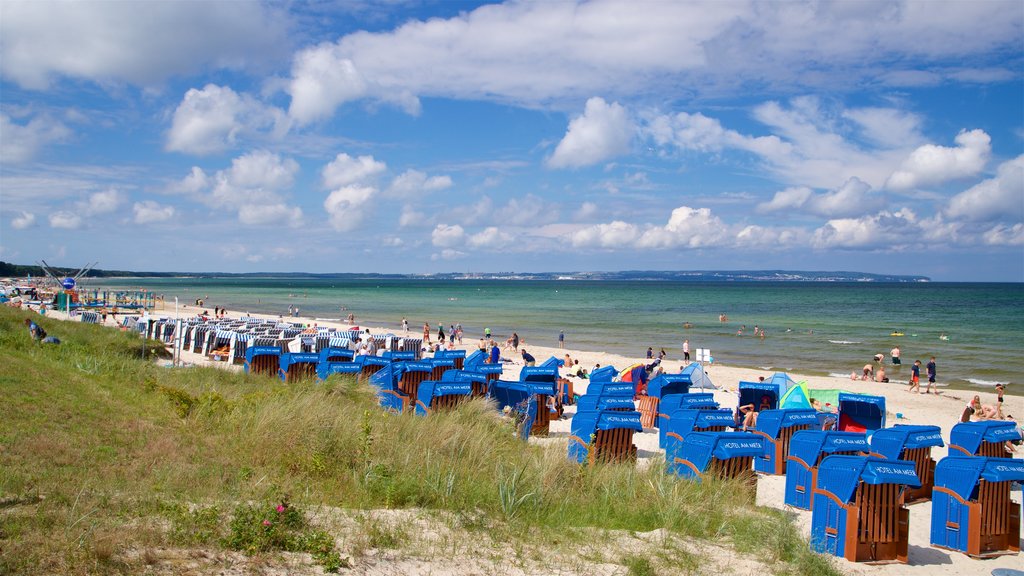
679,362,716,390
779,381,813,410
807,389,852,410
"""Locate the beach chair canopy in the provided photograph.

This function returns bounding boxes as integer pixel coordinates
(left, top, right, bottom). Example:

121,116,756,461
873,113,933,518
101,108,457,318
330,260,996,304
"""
647,373,691,398
667,408,735,437
279,352,319,370
870,424,944,460
837,393,886,433
589,365,619,383
244,345,281,363
400,361,434,374
789,431,869,466
539,356,563,369
383,350,416,361
679,431,766,473
933,456,1024,502
679,362,717,390
585,381,635,398
427,357,457,369
738,381,784,410
464,350,487,369
576,393,635,412
816,455,920,504
440,369,487,384
370,362,402,390
519,365,559,383
433,349,466,360
665,392,719,411
318,346,355,363
755,409,819,438
317,359,363,380
949,420,1022,455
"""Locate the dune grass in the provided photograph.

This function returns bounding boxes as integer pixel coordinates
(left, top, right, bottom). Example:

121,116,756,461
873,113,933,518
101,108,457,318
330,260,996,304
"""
0,306,839,575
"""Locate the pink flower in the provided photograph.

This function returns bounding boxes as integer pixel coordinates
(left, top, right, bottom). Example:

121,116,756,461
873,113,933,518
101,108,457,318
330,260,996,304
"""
276,505,285,513
262,519,271,527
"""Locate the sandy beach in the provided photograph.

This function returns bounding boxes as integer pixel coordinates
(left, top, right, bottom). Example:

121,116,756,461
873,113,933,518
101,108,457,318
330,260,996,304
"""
44,305,1023,575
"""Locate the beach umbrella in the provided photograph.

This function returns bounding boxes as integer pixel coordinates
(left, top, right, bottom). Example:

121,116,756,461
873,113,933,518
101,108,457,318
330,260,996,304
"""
779,381,813,410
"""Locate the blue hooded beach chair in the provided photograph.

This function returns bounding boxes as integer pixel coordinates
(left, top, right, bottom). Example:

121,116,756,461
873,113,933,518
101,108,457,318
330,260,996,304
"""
588,365,619,383
464,350,503,386
440,369,490,396
870,424,944,503
567,409,643,465
369,362,409,413
662,408,735,448
949,420,1021,458
930,456,1024,558
396,361,434,407
359,355,388,380
752,408,819,475
318,346,354,364
433,348,466,369
278,351,319,383
810,455,919,564
785,430,870,510
244,345,281,377
490,379,557,439
575,393,635,413
667,432,764,494
657,393,720,448
415,380,474,416
836,393,886,435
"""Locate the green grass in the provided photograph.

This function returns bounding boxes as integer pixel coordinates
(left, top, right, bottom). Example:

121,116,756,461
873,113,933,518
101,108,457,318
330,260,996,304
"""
0,307,840,575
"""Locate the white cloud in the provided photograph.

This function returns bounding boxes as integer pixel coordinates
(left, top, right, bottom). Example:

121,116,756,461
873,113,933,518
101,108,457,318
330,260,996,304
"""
758,178,882,218
842,107,922,149
982,223,1024,246
812,209,921,249
0,112,71,163
467,227,515,250
548,97,634,168
495,194,560,227
49,211,82,229
386,170,453,198
946,154,1023,222
1,1,288,89
431,248,466,261
324,185,376,231
886,129,991,190
431,224,466,248
132,201,175,224
399,205,429,228
166,84,289,155
171,167,211,195
576,202,599,221
758,186,813,213
238,203,303,227
322,153,386,189
635,206,728,249
84,189,122,215
571,220,640,248
11,211,36,229
282,2,1020,120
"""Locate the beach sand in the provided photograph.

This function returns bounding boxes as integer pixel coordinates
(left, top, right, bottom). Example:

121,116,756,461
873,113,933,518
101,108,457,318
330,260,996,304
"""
46,306,1024,575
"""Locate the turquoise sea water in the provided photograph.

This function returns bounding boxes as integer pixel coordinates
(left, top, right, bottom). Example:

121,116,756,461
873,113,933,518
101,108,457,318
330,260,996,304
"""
89,278,1023,390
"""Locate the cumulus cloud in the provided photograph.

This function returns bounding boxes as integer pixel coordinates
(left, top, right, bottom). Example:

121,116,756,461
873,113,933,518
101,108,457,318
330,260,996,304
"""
322,153,387,188
172,150,304,227
49,211,82,229
399,205,429,228
548,97,634,168
946,154,1023,222
758,178,882,218
324,185,375,231
11,211,36,229
982,223,1024,246
281,2,1020,122
166,84,289,155
467,227,515,249
431,224,466,248
1,1,288,89
431,249,466,261
386,170,453,198
0,112,71,163
133,201,175,224
83,189,122,215
886,129,991,190
812,209,921,249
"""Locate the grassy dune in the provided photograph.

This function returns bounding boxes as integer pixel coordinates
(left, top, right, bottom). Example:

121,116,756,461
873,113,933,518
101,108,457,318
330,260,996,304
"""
0,306,838,575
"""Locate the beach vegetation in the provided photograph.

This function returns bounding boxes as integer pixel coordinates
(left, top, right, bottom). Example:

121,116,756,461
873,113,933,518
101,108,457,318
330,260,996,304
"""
0,306,839,575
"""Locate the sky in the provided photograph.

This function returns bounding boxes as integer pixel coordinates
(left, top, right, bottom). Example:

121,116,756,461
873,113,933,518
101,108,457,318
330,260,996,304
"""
1,0,1022,281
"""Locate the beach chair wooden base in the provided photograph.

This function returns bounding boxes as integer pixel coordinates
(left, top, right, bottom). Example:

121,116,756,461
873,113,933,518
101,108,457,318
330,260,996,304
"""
845,483,910,564
284,362,317,383
933,480,1020,558
901,447,935,504
416,393,467,415
531,394,553,436
636,396,659,429
398,373,430,413
588,427,637,465
557,378,574,406
756,424,812,475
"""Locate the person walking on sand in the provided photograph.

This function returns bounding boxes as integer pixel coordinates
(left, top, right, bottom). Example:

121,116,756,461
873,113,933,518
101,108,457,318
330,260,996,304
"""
558,330,565,349
925,356,937,394
682,339,690,362
908,360,921,393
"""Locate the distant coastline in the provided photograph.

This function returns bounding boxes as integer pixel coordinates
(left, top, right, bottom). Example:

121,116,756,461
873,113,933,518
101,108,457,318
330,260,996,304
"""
0,261,929,282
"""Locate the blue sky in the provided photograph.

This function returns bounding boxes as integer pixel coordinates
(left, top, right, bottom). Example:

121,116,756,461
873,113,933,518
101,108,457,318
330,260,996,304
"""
1,0,1022,281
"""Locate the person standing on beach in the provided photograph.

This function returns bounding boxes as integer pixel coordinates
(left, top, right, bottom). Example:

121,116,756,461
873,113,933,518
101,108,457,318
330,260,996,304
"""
908,360,921,393
682,339,690,362
438,323,445,342
891,345,901,365
512,332,520,351
423,322,431,343
485,327,491,340
558,330,565,348
926,357,937,394
402,317,408,333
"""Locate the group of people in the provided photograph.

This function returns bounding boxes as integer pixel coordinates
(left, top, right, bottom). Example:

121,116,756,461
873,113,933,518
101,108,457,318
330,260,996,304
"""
422,321,464,345
853,347,938,394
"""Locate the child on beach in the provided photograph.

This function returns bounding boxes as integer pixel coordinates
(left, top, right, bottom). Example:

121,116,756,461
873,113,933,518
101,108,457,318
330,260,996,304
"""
908,360,921,393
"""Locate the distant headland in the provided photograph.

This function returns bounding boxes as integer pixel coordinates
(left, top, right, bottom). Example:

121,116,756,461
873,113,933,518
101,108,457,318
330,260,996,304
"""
0,261,928,282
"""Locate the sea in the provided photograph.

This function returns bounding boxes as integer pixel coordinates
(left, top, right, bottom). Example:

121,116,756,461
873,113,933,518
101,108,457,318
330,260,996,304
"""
87,278,1023,391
